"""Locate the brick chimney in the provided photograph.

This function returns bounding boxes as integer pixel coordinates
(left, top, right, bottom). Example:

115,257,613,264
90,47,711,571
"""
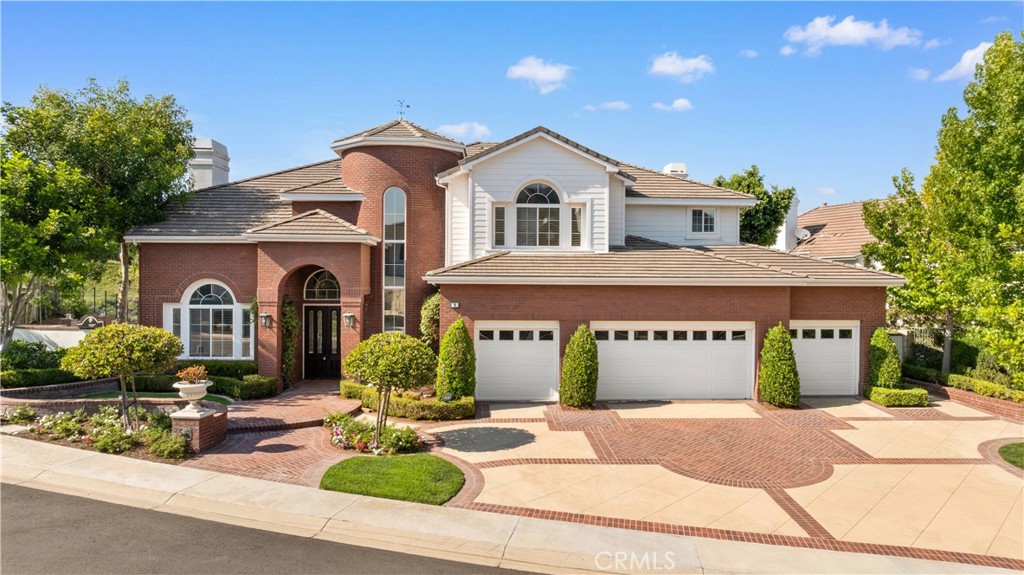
189,138,230,190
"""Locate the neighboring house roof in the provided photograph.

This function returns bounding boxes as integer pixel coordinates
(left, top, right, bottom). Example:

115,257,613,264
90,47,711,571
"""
425,235,904,286
126,159,340,240
243,209,378,244
795,201,876,260
619,164,756,202
464,141,498,157
330,118,464,154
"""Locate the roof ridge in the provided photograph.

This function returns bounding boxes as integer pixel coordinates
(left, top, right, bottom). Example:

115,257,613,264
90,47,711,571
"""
277,176,347,194
311,209,371,235
738,242,902,278
194,158,339,193
425,251,510,276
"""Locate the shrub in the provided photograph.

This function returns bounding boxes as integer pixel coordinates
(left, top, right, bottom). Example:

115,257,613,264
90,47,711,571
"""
759,323,801,407
901,363,944,384
560,324,599,408
946,374,1024,403
4,404,37,424
0,368,79,388
866,385,929,407
207,376,241,396
0,340,65,370
37,410,87,440
340,379,366,399
379,426,422,453
91,426,136,453
238,374,278,399
171,360,257,379
419,292,441,352
869,328,902,388
325,414,424,454
176,365,208,384
360,387,475,420
133,374,177,392
435,318,475,400
147,409,172,431
147,431,188,459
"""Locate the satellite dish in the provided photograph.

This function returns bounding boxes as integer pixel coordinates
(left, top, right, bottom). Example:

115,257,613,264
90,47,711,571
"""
795,228,811,241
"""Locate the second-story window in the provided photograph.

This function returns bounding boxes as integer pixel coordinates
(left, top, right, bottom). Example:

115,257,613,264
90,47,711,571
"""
383,187,406,332
691,208,716,234
516,183,560,247
493,206,506,247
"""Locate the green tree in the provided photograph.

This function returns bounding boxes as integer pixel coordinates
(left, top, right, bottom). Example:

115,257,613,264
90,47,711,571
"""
0,139,112,346
868,328,902,388
343,332,437,444
419,292,441,352
2,79,194,323
435,317,476,400
61,323,183,429
713,165,796,246
560,324,599,408
758,323,800,407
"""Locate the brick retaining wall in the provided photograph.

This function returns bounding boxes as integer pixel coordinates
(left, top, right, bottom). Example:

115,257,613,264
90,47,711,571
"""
0,378,120,400
911,379,1024,422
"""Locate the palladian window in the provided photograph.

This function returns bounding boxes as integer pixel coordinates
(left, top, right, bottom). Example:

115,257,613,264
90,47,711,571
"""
383,187,406,332
166,282,253,359
516,183,560,247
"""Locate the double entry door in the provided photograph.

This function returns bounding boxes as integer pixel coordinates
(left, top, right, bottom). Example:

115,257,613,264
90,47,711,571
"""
305,306,341,379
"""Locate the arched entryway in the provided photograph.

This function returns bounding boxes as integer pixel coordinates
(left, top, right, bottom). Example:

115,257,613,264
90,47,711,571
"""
302,269,343,378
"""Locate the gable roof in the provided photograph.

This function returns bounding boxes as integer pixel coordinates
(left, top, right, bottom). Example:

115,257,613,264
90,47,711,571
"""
425,235,903,286
795,201,876,259
244,209,378,244
330,118,464,154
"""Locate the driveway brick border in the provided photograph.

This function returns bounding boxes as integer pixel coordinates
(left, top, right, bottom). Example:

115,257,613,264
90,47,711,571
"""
977,437,1024,479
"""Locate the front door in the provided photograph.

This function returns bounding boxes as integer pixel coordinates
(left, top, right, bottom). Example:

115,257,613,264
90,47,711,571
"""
304,306,341,379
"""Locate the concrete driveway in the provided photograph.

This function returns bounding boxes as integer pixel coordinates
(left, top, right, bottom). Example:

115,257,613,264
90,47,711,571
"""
428,397,1024,568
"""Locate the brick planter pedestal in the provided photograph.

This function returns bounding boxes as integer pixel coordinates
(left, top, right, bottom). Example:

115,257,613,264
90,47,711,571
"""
171,406,228,453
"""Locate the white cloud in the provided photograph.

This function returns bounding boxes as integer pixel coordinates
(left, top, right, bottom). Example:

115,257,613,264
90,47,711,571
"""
437,121,491,140
652,98,693,112
507,56,572,94
935,41,992,82
649,52,715,83
740,49,759,59
817,187,837,196
908,68,931,81
582,101,631,112
979,16,1006,24
780,45,797,56
923,38,948,50
784,15,923,55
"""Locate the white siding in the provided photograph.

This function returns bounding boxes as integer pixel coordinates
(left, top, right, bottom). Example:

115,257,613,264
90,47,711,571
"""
447,176,471,265
609,179,625,246
625,205,740,245
469,137,610,258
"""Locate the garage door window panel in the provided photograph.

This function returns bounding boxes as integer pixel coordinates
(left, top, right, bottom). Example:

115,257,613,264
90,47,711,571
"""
594,330,609,341
499,330,514,341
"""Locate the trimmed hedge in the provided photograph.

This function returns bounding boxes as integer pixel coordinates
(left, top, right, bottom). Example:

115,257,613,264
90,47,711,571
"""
435,318,476,400
0,368,80,389
171,360,257,379
866,385,929,407
560,324,598,408
419,293,441,352
759,324,800,407
133,374,177,392
869,329,902,388
901,363,945,384
340,379,366,399
946,374,1024,404
360,385,475,420
0,340,65,370
134,373,277,400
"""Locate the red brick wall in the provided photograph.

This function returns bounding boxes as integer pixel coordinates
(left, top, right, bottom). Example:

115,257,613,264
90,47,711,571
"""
341,146,459,337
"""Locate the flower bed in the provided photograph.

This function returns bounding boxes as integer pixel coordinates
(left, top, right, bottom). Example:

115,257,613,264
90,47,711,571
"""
323,413,425,455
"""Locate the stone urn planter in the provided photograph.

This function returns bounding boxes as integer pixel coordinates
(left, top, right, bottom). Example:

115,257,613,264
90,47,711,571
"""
173,380,212,412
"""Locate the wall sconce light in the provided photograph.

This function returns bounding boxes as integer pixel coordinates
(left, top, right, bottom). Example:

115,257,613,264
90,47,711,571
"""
259,312,272,328
450,301,460,309
342,312,356,329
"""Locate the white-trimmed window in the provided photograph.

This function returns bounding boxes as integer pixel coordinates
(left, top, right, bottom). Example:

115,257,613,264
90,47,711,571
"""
164,281,253,359
383,187,406,332
516,184,560,247
305,269,340,300
690,208,716,234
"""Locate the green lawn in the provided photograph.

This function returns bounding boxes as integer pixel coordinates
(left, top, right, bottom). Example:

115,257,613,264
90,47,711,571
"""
999,442,1024,470
82,392,233,405
320,454,465,505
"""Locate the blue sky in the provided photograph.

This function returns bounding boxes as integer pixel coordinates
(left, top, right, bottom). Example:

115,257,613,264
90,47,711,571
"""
2,2,1020,211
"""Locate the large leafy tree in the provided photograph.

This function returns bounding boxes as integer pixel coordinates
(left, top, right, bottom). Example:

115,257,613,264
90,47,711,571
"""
864,32,1023,378
2,79,194,322
713,165,796,246
0,139,112,346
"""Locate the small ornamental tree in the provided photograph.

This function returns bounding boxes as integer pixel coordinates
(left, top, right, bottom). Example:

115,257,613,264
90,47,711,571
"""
759,323,801,408
869,328,902,389
60,323,182,429
560,324,599,408
435,317,476,400
420,293,441,352
342,332,437,445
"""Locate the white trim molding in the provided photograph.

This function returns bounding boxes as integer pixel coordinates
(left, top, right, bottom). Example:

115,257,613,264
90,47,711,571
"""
424,275,907,287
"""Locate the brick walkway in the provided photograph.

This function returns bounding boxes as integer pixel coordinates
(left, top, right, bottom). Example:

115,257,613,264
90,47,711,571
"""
226,380,361,433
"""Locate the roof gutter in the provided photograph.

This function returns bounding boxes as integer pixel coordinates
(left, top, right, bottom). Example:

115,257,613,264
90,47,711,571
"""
423,275,907,287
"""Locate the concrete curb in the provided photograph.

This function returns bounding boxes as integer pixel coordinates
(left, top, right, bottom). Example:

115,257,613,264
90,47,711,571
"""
0,435,1013,575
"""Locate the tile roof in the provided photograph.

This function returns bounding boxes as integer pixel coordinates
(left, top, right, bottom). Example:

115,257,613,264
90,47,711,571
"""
464,141,499,157
795,201,876,259
425,235,903,286
278,176,359,196
619,164,756,201
246,209,372,237
331,118,462,147
127,159,340,238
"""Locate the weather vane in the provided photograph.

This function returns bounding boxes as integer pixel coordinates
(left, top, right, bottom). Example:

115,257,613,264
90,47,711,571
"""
396,100,410,119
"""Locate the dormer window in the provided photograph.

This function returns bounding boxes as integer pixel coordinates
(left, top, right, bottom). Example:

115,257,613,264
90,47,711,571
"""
516,184,560,247
691,208,716,234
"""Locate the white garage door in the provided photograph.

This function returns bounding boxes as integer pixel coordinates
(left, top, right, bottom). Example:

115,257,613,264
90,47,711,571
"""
593,322,755,400
790,321,859,396
475,322,559,401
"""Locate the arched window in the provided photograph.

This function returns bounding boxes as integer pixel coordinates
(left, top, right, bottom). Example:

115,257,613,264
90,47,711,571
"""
304,270,340,300
516,183,560,246
164,281,252,360
383,187,406,332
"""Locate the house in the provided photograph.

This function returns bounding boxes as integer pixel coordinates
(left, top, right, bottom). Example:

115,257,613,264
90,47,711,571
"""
127,120,904,401
790,201,878,266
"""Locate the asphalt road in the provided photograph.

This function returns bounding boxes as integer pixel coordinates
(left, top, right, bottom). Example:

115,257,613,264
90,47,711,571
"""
1,484,526,575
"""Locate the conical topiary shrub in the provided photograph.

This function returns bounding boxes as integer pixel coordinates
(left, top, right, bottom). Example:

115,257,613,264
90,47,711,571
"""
435,317,476,400
759,323,801,407
560,324,599,408
869,327,902,388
